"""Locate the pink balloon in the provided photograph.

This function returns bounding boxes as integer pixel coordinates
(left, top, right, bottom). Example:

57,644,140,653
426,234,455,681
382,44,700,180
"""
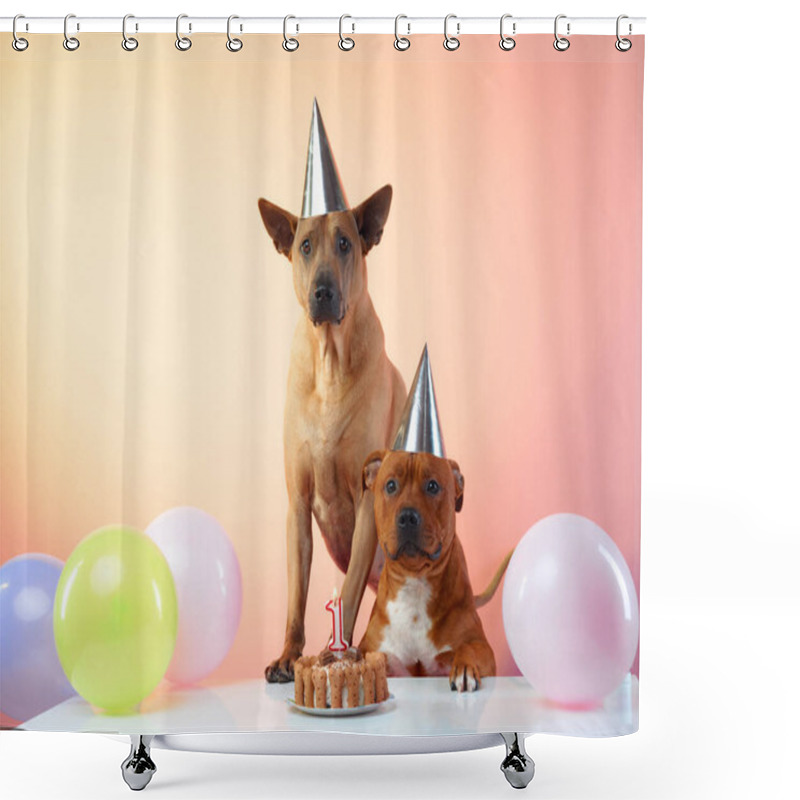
502,513,639,707
145,507,242,685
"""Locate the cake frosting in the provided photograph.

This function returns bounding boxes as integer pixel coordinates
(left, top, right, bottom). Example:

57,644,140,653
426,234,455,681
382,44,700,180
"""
293,649,389,709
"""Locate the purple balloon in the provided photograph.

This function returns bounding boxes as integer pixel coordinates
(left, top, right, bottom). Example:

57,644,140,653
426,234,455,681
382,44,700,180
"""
145,507,242,685
0,554,77,722
502,513,639,707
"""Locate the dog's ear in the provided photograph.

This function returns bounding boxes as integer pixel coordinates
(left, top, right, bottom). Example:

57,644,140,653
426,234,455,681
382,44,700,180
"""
448,459,465,513
362,450,387,492
353,185,392,255
258,198,298,259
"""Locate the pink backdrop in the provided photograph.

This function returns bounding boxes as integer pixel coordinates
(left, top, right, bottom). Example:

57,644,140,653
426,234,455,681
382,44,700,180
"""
0,33,643,727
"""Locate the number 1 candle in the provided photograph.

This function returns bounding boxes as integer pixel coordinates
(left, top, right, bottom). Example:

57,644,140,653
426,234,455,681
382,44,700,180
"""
325,587,349,652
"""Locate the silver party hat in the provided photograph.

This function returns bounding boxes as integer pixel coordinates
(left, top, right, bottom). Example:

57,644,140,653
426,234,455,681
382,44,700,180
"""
392,345,446,458
301,98,349,218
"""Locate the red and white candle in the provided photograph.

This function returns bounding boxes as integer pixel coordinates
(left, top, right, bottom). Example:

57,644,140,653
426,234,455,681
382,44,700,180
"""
325,586,349,652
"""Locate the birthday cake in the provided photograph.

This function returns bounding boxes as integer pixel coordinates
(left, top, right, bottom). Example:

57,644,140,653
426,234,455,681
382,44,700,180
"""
293,649,389,709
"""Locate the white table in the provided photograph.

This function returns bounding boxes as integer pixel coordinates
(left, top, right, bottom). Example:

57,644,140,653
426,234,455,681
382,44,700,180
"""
21,675,637,738
19,676,637,790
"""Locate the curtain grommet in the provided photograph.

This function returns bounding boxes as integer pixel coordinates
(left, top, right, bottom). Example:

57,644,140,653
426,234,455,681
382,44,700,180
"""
615,15,632,51
443,14,460,51
63,14,80,51
553,14,570,51
499,14,516,51
338,14,355,51
12,15,29,51
226,15,243,52
283,15,299,52
175,14,192,51
121,14,139,51
394,15,410,51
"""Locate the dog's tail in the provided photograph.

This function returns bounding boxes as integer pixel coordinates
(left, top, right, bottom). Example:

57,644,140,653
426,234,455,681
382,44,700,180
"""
474,550,513,609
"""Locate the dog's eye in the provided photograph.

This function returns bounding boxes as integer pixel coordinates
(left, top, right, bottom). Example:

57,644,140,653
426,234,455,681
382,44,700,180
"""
385,479,398,495
301,239,312,256
338,236,351,254
426,480,440,495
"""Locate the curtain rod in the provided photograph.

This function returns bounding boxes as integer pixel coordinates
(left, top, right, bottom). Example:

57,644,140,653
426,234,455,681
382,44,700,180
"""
1,16,646,36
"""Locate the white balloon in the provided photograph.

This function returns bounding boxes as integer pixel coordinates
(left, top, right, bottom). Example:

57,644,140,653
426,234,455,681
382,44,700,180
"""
146,507,242,685
502,513,639,706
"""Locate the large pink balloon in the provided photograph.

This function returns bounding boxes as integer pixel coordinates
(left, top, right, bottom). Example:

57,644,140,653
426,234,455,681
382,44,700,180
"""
502,513,639,707
145,507,242,685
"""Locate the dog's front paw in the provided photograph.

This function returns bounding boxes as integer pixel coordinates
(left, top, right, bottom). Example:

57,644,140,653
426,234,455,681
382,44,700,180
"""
265,647,302,683
449,660,481,692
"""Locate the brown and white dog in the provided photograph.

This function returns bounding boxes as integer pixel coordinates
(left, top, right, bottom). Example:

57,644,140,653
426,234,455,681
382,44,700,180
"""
359,449,510,692
258,188,406,683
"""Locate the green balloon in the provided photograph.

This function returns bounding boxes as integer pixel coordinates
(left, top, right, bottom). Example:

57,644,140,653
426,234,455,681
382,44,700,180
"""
53,526,178,713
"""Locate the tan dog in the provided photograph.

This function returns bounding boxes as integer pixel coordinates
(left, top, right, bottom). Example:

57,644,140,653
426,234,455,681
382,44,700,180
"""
258,187,406,683
359,449,510,691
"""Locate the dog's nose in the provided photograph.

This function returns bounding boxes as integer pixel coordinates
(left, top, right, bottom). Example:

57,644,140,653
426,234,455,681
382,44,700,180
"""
396,507,421,532
308,275,342,324
314,284,335,303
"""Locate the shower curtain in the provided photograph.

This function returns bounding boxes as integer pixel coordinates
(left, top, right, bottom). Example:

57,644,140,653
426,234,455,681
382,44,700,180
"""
1,30,644,737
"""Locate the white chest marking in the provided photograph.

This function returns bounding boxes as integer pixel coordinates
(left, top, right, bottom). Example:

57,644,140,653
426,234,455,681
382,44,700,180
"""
379,578,449,673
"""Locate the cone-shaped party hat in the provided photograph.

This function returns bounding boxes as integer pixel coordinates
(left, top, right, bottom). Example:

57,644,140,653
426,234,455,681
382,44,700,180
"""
301,98,349,218
392,345,446,458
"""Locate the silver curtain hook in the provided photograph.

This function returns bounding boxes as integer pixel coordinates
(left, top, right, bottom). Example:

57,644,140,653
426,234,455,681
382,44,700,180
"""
175,14,192,51
227,14,243,51
394,14,410,50
616,14,632,52
122,14,138,51
63,13,80,51
443,13,460,51
12,14,29,51
553,14,570,51
499,14,516,51
283,15,299,51
339,14,355,51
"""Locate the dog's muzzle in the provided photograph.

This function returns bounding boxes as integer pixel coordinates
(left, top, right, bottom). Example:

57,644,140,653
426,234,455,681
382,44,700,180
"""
387,507,443,561
309,278,343,325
